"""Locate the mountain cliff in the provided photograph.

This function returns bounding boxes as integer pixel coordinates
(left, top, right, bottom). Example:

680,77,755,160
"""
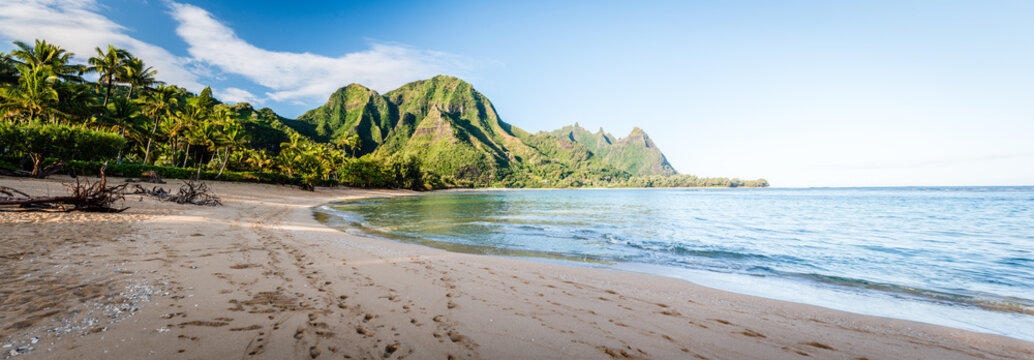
293,83,395,154
550,124,676,176
292,76,523,183
285,75,735,187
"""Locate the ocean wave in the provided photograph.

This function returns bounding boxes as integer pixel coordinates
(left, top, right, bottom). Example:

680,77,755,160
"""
790,273,1034,316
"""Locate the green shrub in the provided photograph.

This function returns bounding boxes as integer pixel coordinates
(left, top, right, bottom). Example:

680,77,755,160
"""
0,122,125,177
337,158,392,188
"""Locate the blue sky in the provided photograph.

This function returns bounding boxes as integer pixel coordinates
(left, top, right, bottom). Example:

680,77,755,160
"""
2,0,1033,186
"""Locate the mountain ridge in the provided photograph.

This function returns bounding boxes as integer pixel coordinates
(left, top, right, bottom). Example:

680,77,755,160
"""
550,123,676,177
280,75,760,187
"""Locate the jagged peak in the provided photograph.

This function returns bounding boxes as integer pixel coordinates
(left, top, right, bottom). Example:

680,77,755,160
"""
348,82,371,89
430,74,465,83
319,83,379,105
384,75,484,106
400,75,473,89
560,123,592,133
334,83,376,94
625,127,655,148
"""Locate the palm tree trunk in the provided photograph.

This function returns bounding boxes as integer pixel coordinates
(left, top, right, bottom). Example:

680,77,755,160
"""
143,115,160,165
29,154,42,177
127,85,135,100
143,138,154,165
182,143,190,168
172,140,179,167
102,75,113,107
217,149,231,178
116,126,124,164
210,149,219,168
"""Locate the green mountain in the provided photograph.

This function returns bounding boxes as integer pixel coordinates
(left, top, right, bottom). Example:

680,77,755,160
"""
293,83,395,155
284,75,762,188
550,124,676,176
0,37,766,189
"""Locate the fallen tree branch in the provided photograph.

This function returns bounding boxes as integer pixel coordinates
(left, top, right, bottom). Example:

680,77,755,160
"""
0,162,128,212
128,184,170,198
166,181,222,206
0,186,32,198
38,159,66,179
126,180,222,206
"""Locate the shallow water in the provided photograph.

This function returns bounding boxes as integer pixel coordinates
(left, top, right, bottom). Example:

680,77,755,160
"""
315,187,1034,341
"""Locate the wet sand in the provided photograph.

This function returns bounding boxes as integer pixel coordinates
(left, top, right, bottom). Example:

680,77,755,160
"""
1,175,1032,359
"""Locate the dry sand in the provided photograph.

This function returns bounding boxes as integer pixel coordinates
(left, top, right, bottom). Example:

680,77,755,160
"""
1,175,1032,359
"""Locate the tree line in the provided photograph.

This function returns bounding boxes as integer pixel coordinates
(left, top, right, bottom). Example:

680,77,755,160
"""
0,39,433,189
0,38,767,190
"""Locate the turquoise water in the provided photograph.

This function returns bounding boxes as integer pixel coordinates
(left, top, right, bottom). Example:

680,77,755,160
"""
314,187,1034,341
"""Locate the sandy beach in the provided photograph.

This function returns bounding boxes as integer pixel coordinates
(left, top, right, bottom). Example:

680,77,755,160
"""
1,176,1032,359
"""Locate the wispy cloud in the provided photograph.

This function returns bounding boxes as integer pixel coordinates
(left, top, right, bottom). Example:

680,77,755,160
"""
214,87,262,105
167,1,469,103
0,0,469,108
0,0,204,91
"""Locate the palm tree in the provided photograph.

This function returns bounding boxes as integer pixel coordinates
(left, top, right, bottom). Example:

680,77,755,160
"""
121,57,160,99
99,97,144,133
244,149,274,172
171,103,207,167
216,118,249,177
277,135,306,177
87,45,130,107
9,40,84,83
141,84,180,164
335,133,361,158
53,81,98,123
0,52,18,86
195,117,223,163
277,135,336,189
0,65,59,122
100,97,146,163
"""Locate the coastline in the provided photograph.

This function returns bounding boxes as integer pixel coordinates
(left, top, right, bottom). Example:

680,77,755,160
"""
438,186,769,192
1,176,1031,359
333,188,1034,342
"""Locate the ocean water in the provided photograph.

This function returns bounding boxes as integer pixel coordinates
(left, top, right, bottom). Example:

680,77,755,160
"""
314,187,1034,341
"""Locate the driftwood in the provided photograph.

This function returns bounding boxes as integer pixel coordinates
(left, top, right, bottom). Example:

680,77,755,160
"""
128,184,170,198
34,159,66,178
0,186,32,198
128,180,221,206
0,159,65,178
167,181,222,206
0,163,128,212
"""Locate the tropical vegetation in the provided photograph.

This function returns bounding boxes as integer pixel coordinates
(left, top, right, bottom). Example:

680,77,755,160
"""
0,38,767,190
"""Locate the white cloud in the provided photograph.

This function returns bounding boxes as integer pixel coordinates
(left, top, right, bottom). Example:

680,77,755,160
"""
0,0,469,108
215,87,261,104
0,0,204,91
167,1,467,102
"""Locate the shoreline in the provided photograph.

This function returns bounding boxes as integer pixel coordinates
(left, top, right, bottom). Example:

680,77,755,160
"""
441,185,1034,191
317,193,1034,343
1,176,1031,359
